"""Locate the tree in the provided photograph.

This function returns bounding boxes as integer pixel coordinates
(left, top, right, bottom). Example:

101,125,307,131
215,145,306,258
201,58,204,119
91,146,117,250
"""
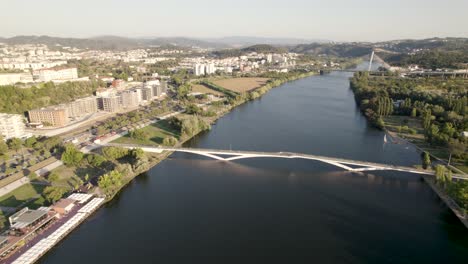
102,146,129,160
61,144,84,167
185,104,201,115
48,172,60,182
162,136,178,146
43,186,66,203
86,154,107,167
448,139,466,159
0,136,8,156
98,170,123,196
7,138,23,153
435,165,446,184
24,137,37,148
129,129,149,141
411,108,417,117
421,152,431,170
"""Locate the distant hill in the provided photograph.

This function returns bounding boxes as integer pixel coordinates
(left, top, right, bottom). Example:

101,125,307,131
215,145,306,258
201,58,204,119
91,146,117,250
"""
211,44,287,58
0,35,228,50
204,36,327,47
374,38,468,69
290,43,373,57
0,35,143,50
241,44,287,53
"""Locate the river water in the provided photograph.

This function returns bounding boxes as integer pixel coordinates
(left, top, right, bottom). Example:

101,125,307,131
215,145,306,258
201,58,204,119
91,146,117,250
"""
41,66,468,263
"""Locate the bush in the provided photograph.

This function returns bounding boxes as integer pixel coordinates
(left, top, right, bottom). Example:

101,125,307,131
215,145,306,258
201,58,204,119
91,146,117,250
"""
162,136,178,146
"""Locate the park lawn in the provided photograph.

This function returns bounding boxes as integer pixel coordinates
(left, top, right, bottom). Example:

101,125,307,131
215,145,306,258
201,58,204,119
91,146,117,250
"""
192,84,224,96
113,120,180,146
212,77,269,93
0,183,46,208
49,165,84,189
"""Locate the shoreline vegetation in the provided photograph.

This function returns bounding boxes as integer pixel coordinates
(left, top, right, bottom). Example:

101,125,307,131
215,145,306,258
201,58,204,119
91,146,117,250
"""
349,72,468,219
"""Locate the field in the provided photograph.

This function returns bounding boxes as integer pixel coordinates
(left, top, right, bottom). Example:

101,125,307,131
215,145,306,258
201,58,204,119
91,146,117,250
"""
113,120,180,146
191,84,224,96
212,78,269,93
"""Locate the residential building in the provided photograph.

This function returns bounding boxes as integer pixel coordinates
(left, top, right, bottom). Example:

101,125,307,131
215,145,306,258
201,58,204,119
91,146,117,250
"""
121,90,139,108
33,67,78,82
28,107,68,127
0,113,27,139
98,95,122,112
194,63,205,76
141,87,154,101
206,63,216,74
112,79,126,89
0,73,33,85
65,96,98,118
0,61,67,70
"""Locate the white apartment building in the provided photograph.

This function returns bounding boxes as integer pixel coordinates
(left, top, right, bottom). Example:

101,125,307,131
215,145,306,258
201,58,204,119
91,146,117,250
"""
206,63,216,75
0,73,33,85
0,113,28,139
194,64,206,76
33,67,78,82
0,61,67,70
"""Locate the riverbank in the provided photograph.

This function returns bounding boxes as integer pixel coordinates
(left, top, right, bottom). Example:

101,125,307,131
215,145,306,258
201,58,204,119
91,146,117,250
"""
422,175,468,229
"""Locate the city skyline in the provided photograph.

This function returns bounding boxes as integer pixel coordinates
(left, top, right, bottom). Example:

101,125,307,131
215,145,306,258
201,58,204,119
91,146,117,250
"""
2,0,468,42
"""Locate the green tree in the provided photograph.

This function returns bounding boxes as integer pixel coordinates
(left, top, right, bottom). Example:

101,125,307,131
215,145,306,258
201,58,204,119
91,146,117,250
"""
24,137,37,148
162,136,178,146
43,186,66,203
421,152,431,170
61,144,84,167
98,170,123,196
185,104,201,115
7,138,23,152
129,129,149,141
86,154,107,167
0,136,8,156
435,165,446,184
48,172,60,182
102,146,129,160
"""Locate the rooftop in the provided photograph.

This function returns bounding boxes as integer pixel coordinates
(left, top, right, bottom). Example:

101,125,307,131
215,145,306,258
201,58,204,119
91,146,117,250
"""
53,198,75,209
10,209,48,229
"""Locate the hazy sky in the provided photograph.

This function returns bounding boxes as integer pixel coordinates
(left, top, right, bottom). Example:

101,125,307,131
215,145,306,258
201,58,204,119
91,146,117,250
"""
2,0,467,41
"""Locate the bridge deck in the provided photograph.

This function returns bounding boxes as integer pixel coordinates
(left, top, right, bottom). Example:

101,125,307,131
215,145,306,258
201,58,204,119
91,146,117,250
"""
105,143,467,180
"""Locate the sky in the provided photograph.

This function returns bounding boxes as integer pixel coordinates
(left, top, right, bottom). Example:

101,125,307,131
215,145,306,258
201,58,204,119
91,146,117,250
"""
2,0,467,42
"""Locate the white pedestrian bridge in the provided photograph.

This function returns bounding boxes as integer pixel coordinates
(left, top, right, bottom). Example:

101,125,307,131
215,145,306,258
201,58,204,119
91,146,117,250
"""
105,143,468,180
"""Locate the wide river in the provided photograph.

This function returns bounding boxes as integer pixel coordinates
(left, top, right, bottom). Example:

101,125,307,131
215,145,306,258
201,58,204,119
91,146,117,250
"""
42,65,468,263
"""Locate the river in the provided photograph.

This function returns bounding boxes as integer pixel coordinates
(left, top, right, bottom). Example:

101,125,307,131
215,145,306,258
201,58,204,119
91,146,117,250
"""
40,65,468,263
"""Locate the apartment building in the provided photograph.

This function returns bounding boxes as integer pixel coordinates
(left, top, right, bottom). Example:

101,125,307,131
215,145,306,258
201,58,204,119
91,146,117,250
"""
28,107,69,127
98,95,122,112
65,97,98,118
33,67,78,82
141,87,154,101
0,113,27,139
121,90,139,108
0,73,33,85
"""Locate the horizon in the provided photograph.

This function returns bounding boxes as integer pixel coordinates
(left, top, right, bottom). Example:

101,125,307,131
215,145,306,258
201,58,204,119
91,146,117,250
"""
1,34,466,45
3,0,468,42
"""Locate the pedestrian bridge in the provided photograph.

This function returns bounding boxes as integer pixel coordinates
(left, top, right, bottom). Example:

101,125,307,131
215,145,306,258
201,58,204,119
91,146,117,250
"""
105,143,468,180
